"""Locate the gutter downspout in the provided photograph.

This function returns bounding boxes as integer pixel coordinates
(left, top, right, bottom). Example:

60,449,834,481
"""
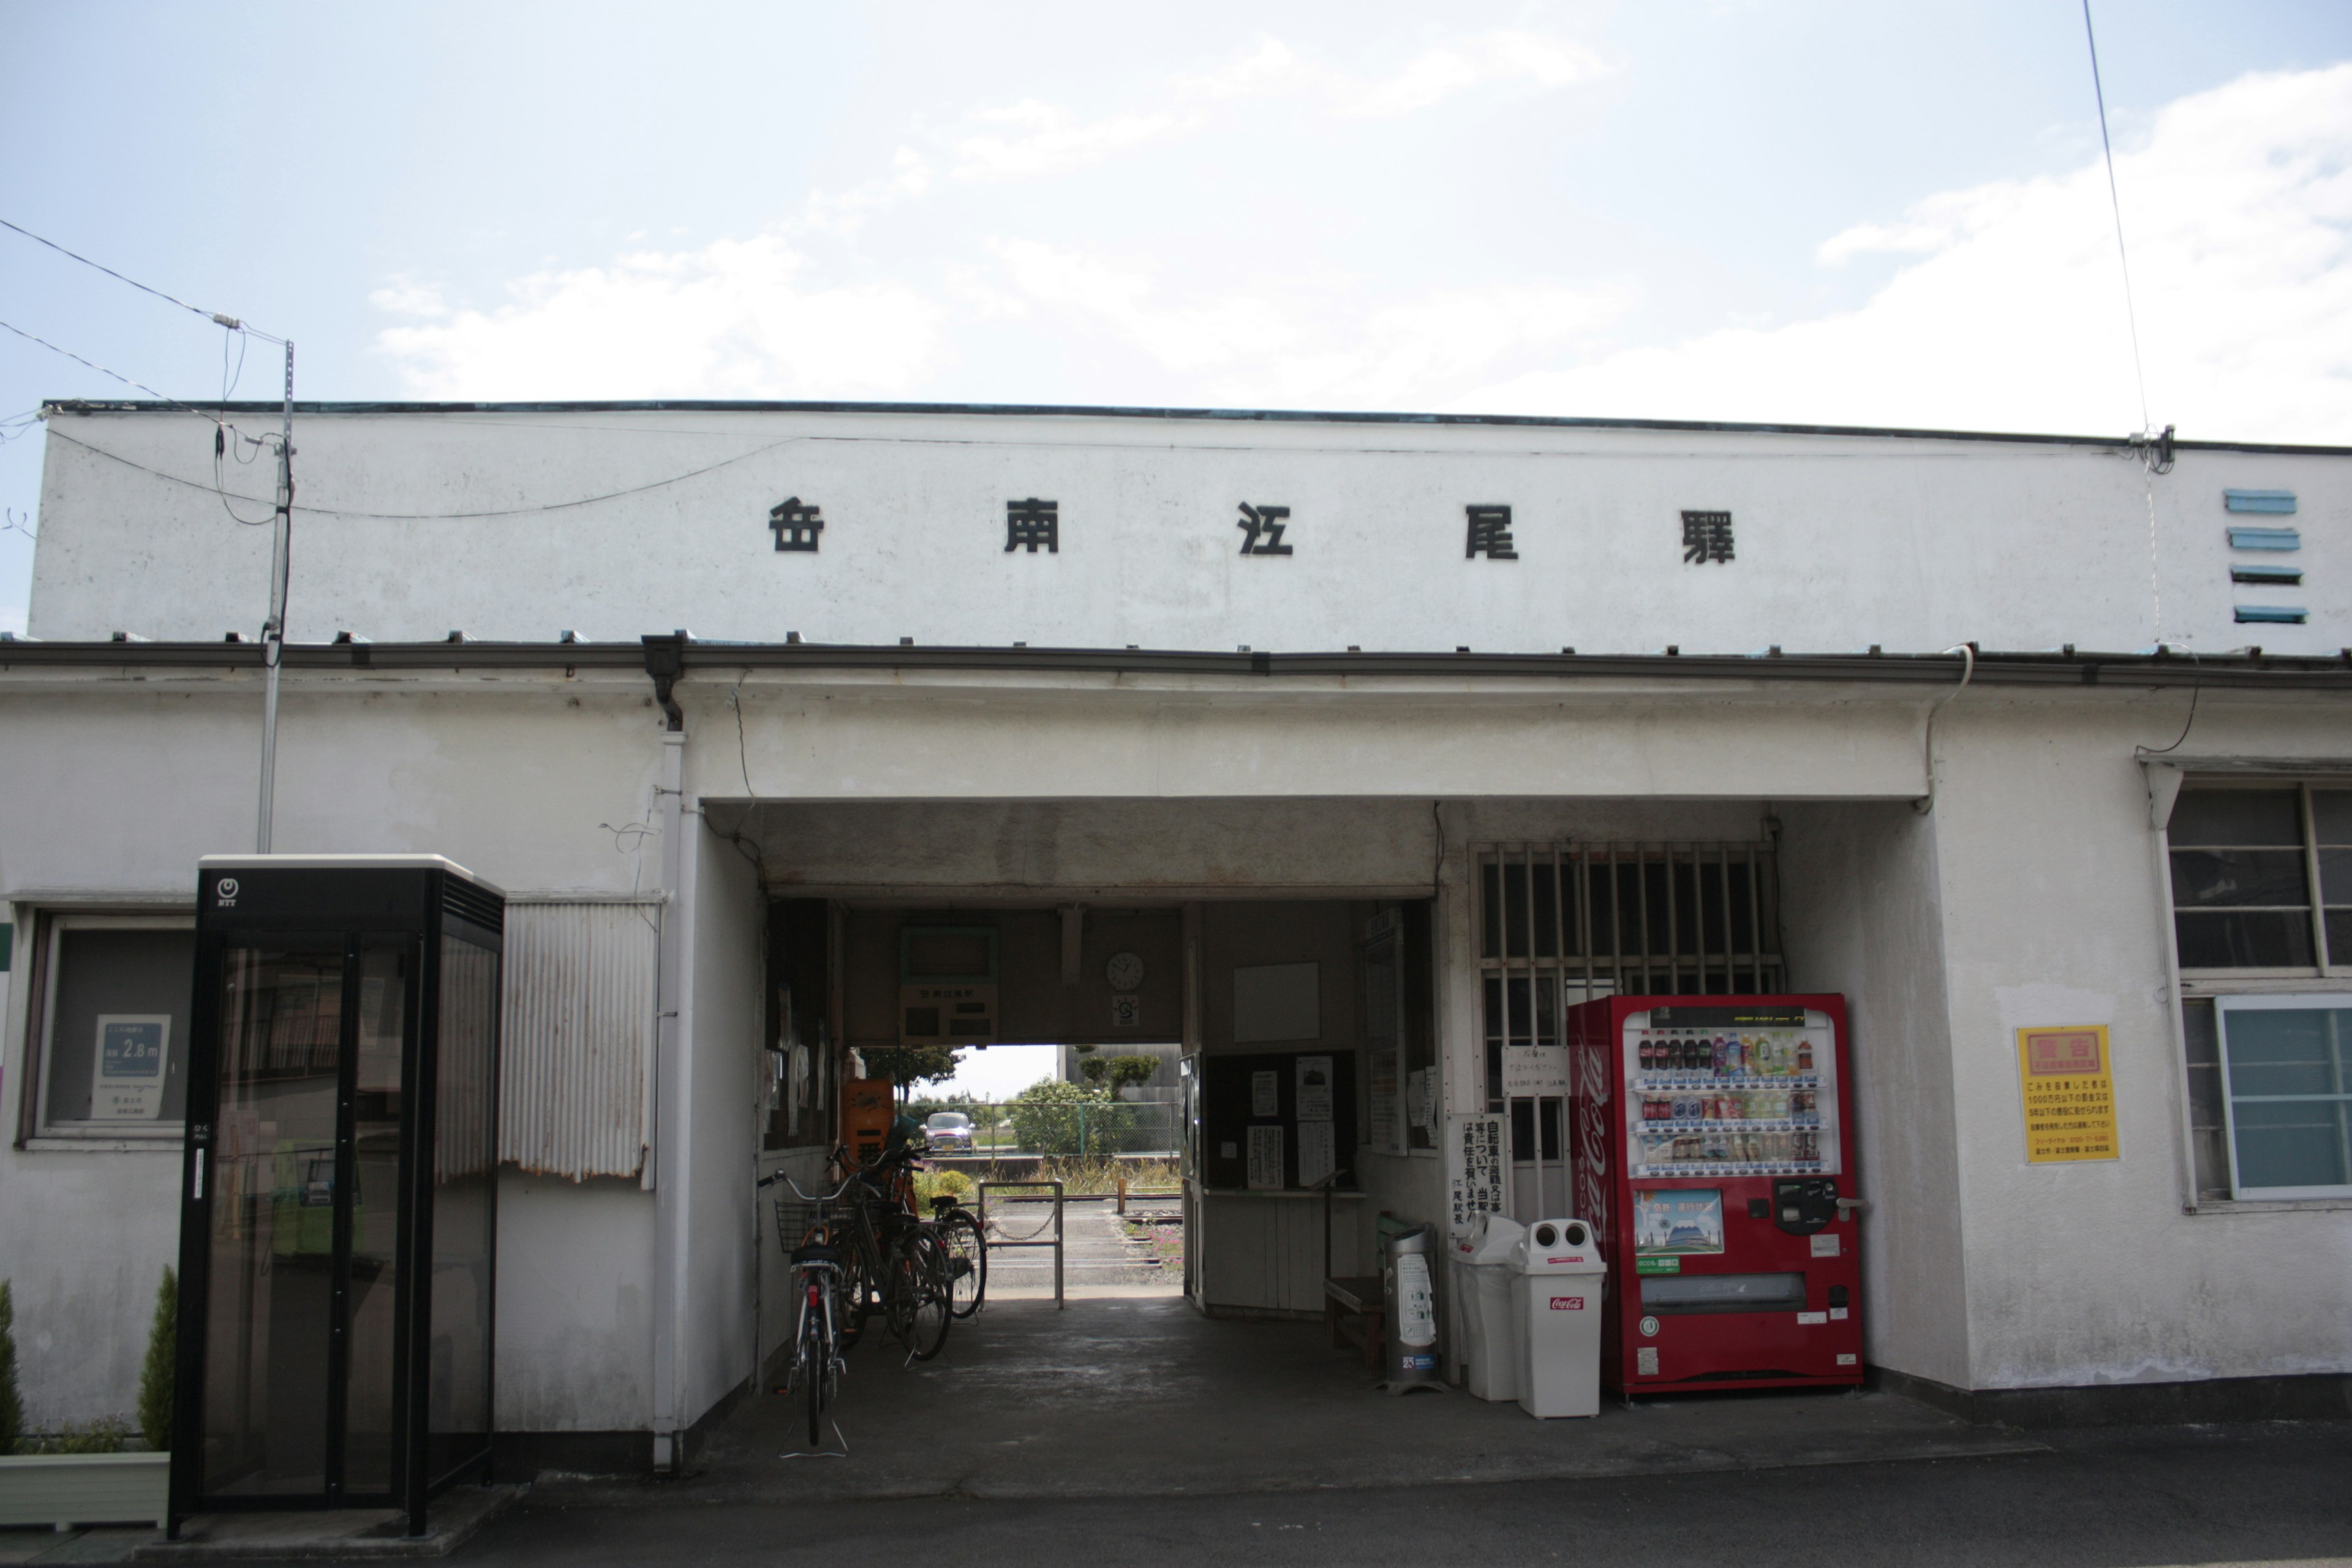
643,633,688,1473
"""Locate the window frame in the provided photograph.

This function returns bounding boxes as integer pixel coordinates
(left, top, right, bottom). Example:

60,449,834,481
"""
2164,777,2352,1211
2168,780,2350,982
2212,992,2352,1201
21,908,197,1145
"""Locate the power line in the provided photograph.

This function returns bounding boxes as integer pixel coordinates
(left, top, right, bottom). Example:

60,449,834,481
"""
0,216,219,323
2081,0,2151,435
46,426,798,520
0,318,227,430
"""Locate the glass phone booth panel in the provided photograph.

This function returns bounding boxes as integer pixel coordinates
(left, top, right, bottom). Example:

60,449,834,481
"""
173,858,502,1538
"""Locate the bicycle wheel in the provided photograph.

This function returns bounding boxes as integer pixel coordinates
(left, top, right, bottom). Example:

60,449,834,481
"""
800,1308,825,1448
939,1207,986,1319
837,1245,872,1354
893,1229,953,1362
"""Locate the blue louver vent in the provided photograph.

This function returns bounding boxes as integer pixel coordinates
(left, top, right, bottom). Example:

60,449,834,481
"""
2228,526,2301,551
2231,564,2303,585
2234,605,2308,625
2223,489,2296,514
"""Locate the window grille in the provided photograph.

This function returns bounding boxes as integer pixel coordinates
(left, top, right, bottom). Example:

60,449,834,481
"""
1475,840,1785,1167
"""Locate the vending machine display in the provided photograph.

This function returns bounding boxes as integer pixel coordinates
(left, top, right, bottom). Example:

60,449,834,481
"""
1570,995,1861,1394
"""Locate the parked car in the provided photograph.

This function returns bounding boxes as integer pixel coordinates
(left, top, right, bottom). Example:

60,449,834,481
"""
924,1110,976,1153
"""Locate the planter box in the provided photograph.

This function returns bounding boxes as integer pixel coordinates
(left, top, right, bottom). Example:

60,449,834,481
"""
0,1451,170,1531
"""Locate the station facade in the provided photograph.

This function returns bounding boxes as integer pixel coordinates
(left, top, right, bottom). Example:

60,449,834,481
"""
2,399,2347,1467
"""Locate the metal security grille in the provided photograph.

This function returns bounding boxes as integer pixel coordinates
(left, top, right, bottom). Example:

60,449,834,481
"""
1477,840,1785,1121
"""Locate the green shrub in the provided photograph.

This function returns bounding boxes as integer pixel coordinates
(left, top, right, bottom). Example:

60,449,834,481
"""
36,1417,128,1455
1006,1079,1133,1156
0,1281,21,1454
912,1167,974,1205
138,1267,176,1451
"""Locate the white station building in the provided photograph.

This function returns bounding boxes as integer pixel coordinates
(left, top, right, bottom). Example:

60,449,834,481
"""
2,398,2348,1469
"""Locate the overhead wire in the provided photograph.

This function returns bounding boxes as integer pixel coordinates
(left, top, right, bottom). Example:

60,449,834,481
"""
2081,0,2151,437
0,216,219,323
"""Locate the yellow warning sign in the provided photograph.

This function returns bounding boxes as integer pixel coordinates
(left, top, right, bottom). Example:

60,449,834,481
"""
2016,1026,2118,1164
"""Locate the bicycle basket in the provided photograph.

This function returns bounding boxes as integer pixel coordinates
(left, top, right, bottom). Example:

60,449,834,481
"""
772,1196,834,1255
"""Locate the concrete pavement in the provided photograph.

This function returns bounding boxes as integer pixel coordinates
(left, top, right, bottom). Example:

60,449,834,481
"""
478,1420,2352,1567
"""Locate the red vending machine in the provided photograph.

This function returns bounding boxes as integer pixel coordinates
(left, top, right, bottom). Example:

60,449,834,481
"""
1569,995,1861,1393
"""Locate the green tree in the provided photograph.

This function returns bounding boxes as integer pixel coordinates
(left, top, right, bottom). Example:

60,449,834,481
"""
859,1044,963,1103
0,1280,21,1455
1006,1078,1134,1156
138,1267,176,1451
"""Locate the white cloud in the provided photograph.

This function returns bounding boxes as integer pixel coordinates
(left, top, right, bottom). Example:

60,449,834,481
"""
1466,65,2352,442
1185,30,1610,118
372,233,943,399
952,102,1186,181
948,29,1612,182
984,239,1632,405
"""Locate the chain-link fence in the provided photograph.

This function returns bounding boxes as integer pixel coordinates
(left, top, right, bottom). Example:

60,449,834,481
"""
914,1098,1180,1157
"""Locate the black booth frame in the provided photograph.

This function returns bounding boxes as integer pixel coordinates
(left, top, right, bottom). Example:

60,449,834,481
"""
168,860,501,1538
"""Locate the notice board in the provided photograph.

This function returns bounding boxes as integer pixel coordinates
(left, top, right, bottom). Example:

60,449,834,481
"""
1200,1050,1359,1191
2016,1025,2119,1163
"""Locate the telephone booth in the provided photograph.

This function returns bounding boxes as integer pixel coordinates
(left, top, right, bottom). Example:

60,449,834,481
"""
170,856,502,1537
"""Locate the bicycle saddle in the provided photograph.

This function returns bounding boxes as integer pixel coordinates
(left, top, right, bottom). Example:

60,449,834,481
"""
790,1242,841,1265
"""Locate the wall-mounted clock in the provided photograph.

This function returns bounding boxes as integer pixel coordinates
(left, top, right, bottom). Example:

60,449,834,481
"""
1106,951,1145,992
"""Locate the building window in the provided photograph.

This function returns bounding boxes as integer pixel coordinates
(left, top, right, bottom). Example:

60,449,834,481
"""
2170,784,2352,1203
2167,785,2351,975
2184,995,2352,1200
21,913,195,1140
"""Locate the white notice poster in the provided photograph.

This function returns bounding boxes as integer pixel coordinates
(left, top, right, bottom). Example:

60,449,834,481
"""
1501,1044,1570,1097
1251,1071,1280,1118
91,1016,170,1120
1297,1119,1336,1188
1446,1112,1508,1235
1246,1125,1285,1190
1295,1055,1333,1122
1405,1069,1428,1131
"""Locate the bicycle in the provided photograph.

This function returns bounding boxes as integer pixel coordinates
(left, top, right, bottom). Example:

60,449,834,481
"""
928,1192,987,1319
763,1167,854,1447
830,1141,954,1361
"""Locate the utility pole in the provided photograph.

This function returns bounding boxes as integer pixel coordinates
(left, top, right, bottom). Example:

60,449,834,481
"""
217,314,295,853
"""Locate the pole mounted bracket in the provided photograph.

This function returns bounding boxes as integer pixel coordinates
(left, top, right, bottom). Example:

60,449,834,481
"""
641,631,688,731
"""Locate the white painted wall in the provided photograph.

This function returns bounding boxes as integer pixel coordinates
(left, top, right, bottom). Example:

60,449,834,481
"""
29,407,2348,657
1779,800,1971,1389
1928,696,2352,1388
0,678,676,1431
494,1177,655,1433
677,821,764,1427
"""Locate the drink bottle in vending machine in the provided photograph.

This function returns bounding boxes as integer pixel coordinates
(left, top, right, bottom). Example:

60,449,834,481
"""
1568,995,1863,1393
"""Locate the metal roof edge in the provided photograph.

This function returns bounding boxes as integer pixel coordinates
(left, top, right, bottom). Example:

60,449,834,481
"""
5,639,2351,690
34,398,2352,458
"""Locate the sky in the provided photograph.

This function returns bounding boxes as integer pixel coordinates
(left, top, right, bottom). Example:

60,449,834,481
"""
2,2,2348,637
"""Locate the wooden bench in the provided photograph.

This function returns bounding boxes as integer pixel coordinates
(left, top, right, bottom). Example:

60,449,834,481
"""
1319,1189,1417,1373
1323,1274,1385,1370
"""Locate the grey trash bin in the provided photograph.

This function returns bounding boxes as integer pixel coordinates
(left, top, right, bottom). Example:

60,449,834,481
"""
1382,1223,1445,1393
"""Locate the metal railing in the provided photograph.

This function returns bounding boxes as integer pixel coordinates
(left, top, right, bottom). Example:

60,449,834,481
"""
976,1179,1065,1309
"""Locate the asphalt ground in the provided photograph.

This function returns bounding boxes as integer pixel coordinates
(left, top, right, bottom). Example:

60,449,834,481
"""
467,1420,2352,1567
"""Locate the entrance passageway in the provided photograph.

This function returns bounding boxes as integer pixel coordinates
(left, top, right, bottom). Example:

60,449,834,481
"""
541,1301,2039,1507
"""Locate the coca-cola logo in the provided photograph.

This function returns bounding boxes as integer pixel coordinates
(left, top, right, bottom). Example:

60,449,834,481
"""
1548,1296,1586,1311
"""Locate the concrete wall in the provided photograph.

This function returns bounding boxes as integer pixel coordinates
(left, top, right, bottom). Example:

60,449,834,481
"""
494,1176,655,1432
1779,800,1970,1389
1928,694,2352,1389
676,819,764,1428
30,406,2348,657
0,677,675,1431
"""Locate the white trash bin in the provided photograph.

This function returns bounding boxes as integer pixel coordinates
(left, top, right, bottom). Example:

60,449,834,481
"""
1457,1213,1525,1401
1509,1216,1606,1419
